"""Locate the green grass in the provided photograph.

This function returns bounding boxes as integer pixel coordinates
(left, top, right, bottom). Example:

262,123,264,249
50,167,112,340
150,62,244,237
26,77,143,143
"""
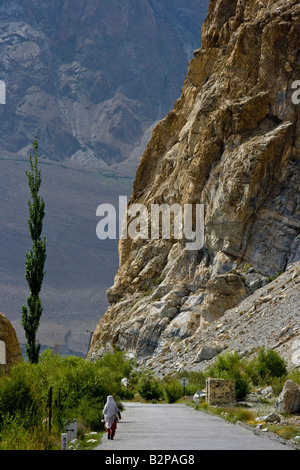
186,400,256,424
0,349,136,450
267,424,299,441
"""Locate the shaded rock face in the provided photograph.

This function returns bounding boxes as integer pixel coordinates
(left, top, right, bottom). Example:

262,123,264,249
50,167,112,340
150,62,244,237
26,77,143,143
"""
276,380,300,414
0,312,23,370
0,0,208,175
89,0,300,368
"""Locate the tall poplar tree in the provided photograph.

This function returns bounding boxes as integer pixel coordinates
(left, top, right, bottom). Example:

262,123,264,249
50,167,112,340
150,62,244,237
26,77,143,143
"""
21,138,46,363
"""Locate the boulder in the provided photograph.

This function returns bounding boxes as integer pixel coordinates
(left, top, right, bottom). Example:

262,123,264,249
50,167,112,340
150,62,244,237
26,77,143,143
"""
275,380,300,414
0,312,23,371
195,344,224,363
264,413,281,423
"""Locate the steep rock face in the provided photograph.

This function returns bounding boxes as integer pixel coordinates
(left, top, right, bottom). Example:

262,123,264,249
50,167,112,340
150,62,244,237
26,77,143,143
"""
0,312,23,370
89,0,300,369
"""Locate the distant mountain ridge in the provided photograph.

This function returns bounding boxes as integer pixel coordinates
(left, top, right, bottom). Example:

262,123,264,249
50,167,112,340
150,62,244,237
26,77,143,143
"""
0,0,209,175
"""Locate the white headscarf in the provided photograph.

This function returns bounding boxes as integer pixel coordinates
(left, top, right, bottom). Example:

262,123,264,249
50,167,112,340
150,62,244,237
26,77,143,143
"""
103,395,119,428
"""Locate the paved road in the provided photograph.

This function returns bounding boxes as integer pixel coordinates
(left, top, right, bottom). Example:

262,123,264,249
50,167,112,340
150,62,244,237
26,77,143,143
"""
95,402,292,451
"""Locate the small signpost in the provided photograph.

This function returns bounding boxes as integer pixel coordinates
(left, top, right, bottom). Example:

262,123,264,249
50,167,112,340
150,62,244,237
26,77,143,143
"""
67,419,78,441
180,377,189,396
61,433,68,450
61,420,77,450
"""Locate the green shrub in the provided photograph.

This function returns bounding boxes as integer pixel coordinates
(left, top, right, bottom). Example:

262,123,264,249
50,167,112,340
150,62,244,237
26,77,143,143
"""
205,350,251,400
0,414,57,450
97,350,135,380
70,396,104,431
247,348,287,385
0,376,42,428
137,371,163,401
0,349,136,449
223,407,255,424
257,348,287,378
268,424,300,441
152,278,163,286
164,380,183,403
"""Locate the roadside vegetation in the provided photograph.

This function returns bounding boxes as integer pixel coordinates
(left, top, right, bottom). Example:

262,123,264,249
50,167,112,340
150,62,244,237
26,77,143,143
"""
138,348,298,402
0,347,299,449
167,349,300,446
134,348,300,446
0,350,134,450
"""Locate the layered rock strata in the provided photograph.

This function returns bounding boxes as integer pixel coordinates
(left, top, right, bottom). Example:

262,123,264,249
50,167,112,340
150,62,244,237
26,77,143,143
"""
89,0,300,372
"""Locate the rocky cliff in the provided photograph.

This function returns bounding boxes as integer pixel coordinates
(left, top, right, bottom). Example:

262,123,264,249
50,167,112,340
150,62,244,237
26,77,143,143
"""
0,312,23,371
0,0,209,356
89,0,300,372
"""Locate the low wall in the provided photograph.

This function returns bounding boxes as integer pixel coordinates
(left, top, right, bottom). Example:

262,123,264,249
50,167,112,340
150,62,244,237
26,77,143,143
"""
206,377,236,405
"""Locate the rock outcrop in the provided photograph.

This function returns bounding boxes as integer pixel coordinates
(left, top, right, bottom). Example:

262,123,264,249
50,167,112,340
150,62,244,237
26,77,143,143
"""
0,312,23,371
276,380,300,414
89,0,300,372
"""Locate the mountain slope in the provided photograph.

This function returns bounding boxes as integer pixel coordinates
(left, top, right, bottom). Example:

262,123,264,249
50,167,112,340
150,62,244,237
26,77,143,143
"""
0,0,209,174
0,1,209,356
89,0,300,371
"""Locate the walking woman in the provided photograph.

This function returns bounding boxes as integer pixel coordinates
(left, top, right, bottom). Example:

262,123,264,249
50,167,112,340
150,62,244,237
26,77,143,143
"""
102,395,121,440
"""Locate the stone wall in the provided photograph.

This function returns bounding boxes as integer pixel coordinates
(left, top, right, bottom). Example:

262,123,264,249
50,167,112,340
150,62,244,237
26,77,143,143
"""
206,378,236,405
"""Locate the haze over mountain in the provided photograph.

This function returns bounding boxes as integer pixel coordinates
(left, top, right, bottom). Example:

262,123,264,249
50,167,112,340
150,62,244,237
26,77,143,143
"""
0,0,209,356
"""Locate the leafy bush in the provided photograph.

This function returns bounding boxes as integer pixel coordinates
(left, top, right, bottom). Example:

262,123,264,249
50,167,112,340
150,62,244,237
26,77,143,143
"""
223,407,255,424
205,350,251,400
0,375,43,429
164,379,183,403
256,348,287,378
72,396,104,431
0,349,135,449
0,413,57,450
247,348,287,385
137,371,163,401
